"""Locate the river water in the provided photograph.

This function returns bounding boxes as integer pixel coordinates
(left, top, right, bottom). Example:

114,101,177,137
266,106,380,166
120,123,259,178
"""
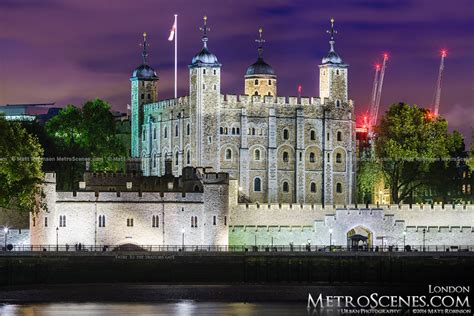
0,302,312,316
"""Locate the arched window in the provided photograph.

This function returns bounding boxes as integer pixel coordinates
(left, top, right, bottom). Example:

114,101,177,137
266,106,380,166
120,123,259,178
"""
153,128,156,139
282,181,289,192
152,215,159,228
164,126,168,138
336,100,341,107
268,92,271,96
336,69,340,75
153,154,157,168
283,129,289,140
213,216,217,225
310,182,316,193
309,152,316,163
268,80,271,85
254,149,261,161
254,177,261,192
225,148,232,160
99,215,106,227
194,216,198,227
310,130,316,140
187,123,190,135
194,185,200,192
254,79,259,85
191,216,194,228
336,153,342,164
282,151,289,163
186,150,191,165
337,131,342,141
220,127,224,134
336,183,342,193
44,217,48,227
252,128,256,135
232,127,236,135
236,127,240,135
142,130,145,141
224,127,228,134
175,124,179,137
175,151,179,165
254,91,258,96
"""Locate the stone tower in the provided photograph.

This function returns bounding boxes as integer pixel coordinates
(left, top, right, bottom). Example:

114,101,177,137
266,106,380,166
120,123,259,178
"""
244,28,277,97
189,16,222,170
318,18,348,105
130,32,158,158
319,18,351,205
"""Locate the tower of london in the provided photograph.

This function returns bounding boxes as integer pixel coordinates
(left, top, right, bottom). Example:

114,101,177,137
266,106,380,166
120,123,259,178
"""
131,17,356,205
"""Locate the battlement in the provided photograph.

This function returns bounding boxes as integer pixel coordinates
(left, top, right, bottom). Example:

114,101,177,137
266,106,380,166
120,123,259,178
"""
220,94,322,107
144,96,190,113
201,172,229,184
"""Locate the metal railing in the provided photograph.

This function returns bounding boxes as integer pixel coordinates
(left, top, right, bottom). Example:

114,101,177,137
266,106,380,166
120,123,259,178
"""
1,244,473,253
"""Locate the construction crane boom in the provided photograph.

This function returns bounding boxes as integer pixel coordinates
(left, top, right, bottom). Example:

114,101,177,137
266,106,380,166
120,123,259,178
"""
370,53,388,134
368,64,380,134
433,50,447,116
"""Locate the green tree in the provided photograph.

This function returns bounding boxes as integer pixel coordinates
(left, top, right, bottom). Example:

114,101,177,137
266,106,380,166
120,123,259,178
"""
374,103,461,204
45,99,126,190
0,117,44,213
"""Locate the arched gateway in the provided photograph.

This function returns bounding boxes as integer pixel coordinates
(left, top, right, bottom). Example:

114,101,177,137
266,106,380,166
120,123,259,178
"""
347,226,372,250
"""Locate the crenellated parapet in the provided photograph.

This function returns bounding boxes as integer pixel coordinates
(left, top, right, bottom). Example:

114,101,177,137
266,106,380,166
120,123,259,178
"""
220,94,323,109
143,96,190,116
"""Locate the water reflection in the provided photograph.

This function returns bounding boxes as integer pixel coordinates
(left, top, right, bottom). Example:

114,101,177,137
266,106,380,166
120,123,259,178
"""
0,302,311,316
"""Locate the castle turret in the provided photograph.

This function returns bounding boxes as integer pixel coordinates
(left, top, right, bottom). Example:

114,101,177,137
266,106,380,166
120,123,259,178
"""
245,28,277,97
189,16,221,170
131,32,159,158
318,18,348,105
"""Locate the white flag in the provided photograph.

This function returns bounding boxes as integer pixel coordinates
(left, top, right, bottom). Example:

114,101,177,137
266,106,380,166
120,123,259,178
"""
168,18,176,41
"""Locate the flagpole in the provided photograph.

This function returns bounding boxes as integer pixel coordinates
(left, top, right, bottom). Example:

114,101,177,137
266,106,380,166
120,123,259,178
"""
174,14,178,99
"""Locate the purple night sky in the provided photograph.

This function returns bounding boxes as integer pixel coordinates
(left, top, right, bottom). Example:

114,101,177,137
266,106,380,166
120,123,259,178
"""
1,0,472,143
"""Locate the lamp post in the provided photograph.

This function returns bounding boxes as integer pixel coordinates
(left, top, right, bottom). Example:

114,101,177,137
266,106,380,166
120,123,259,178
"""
403,231,406,251
181,228,185,251
3,227,9,251
422,228,426,252
329,229,333,252
56,227,59,252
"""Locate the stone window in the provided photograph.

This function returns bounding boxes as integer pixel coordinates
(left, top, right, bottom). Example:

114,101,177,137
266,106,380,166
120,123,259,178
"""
220,127,223,134
225,148,232,160
309,152,316,163
282,181,289,192
283,129,289,140
310,182,316,193
126,218,134,227
224,216,227,226
268,92,271,96
213,69,216,75
254,91,258,96
141,94,144,100
203,84,206,90
337,131,342,142
213,216,216,225
208,136,212,144
282,151,289,163
299,152,302,161
190,216,198,228
44,217,48,227
187,123,190,135
164,126,168,138
32,217,35,227
336,153,342,164
214,85,217,90
194,185,200,192
98,215,105,227
310,130,316,140
336,69,340,75
147,93,151,99
153,128,156,139
152,215,159,228
254,177,262,192
236,127,240,135
153,154,157,168
327,132,330,141
142,130,146,141
203,69,206,74
232,127,236,135
175,124,179,137
268,80,272,85
255,79,259,85
59,215,66,227
336,183,342,193
186,150,191,165
175,152,179,165
254,149,261,161
336,100,341,107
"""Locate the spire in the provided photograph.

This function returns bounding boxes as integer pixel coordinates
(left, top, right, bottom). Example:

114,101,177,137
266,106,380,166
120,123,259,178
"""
199,15,210,48
140,32,149,64
255,27,265,59
326,18,337,52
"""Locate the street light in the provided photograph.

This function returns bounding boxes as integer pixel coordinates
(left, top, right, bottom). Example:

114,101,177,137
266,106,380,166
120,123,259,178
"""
422,228,426,252
403,231,407,251
329,228,333,252
181,228,185,251
56,227,59,252
3,227,9,251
